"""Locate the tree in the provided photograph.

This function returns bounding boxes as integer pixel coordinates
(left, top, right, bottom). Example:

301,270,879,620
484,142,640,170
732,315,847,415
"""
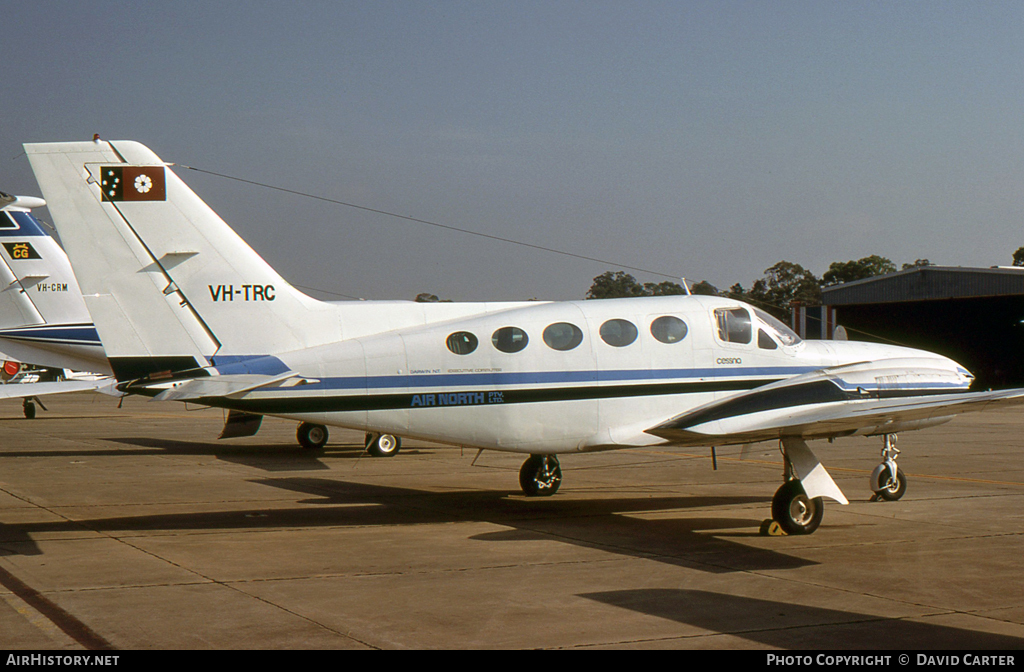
586,271,647,299
747,261,822,319
822,255,896,286
902,259,932,270
690,280,719,296
643,280,687,296
414,292,451,303
586,272,689,299
1013,248,1024,267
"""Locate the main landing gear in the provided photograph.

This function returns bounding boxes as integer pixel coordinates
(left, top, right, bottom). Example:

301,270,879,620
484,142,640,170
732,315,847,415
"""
365,432,401,457
519,454,562,496
297,422,329,450
769,437,848,535
294,423,403,458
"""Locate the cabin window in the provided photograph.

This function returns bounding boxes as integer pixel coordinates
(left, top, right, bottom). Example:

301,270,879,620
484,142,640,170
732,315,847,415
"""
758,329,778,350
599,319,638,347
492,326,529,353
446,331,478,355
650,316,688,344
0,213,18,229
543,322,584,351
715,308,752,344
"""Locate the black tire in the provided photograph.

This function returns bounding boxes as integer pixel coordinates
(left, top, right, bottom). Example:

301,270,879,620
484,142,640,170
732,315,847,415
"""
366,433,401,457
772,479,824,535
519,455,562,497
297,422,328,450
875,466,908,501
22,400,35,420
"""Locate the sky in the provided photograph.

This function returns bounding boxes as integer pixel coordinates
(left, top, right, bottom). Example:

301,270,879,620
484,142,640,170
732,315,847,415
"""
2,1,1024,302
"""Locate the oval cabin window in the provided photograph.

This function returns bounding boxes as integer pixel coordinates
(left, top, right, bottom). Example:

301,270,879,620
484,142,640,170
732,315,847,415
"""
543,322,584,351
599,319,638,347
650,316,688,344
446,331,478,355
492,326,529,353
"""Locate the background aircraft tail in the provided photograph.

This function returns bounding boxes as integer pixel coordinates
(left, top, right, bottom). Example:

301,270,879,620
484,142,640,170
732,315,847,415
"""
25,140,341,381
0,193,109,374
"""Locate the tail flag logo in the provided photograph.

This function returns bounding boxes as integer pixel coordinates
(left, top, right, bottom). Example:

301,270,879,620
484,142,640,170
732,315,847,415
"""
100,166,166,202
3,242,41,260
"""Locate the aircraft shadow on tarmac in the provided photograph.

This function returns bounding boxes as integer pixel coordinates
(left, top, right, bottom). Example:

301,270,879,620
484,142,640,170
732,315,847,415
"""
102,437,435,471
581,588,1024,649
0,476,812,574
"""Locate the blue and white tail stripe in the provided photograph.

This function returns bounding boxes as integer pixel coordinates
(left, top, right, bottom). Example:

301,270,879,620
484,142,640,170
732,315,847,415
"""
0,323,103,348
0,211,51,237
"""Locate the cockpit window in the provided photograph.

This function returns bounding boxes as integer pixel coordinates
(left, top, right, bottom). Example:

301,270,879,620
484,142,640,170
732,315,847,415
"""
758,329,778,350
0,213,18,229
754,308,802,346
715,308,752,344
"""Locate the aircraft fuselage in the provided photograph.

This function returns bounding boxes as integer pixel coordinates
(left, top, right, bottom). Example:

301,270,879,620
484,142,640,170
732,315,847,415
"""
183,294,970,454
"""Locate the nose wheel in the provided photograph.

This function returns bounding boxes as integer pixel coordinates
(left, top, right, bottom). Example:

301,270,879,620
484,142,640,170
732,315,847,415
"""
870,434,907,501
519,455,561,496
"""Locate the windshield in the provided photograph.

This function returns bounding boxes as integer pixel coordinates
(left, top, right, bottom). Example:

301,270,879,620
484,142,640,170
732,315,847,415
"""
754,309,802,346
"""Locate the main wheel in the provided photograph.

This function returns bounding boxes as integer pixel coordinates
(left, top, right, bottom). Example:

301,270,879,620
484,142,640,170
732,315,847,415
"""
519,455,562,497
874,465,908,501
22,399,35,420
297,422,329,450
772,479,824,535
365,433,401,457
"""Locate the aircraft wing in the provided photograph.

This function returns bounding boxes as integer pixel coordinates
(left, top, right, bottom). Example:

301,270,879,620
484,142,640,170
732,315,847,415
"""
0,378,116,400
646,363,1024,446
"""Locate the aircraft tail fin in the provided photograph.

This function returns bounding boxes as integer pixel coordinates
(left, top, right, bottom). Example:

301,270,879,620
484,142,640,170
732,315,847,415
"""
24,140,340,381
0,196,108,373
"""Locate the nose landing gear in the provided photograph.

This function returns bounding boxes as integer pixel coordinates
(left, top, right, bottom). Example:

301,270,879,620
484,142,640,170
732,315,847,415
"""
519,454,562,497
870,433,907,501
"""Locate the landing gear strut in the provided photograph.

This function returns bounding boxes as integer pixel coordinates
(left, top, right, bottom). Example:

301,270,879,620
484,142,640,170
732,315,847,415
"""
768,438,848,535
519,455,561,497
870,433,907,501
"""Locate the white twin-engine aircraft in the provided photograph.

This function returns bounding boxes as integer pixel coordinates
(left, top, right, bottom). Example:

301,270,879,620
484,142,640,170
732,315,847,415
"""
25,139,1024,535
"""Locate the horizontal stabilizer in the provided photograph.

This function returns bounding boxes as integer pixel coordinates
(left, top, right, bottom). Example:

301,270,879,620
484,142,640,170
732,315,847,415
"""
151,371,301,402
0,378,113,399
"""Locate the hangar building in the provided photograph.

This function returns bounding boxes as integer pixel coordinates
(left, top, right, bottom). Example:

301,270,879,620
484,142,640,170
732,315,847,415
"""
811,266,1024,390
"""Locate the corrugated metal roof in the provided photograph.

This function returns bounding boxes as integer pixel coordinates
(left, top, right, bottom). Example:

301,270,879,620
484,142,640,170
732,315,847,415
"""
821,266,1024,305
